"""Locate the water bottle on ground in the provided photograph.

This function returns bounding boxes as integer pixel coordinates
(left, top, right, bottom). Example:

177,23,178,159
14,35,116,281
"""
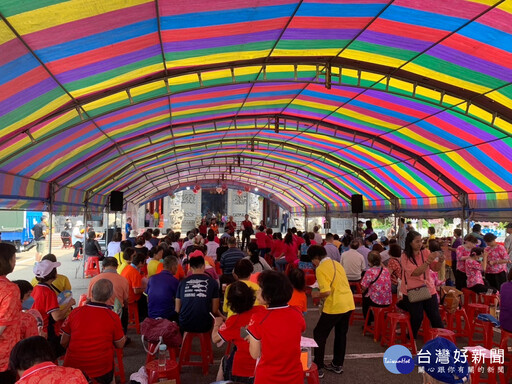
158,344,168,368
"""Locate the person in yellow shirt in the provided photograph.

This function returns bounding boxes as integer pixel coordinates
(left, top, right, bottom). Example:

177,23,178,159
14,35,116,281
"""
117,247,135,275
223,259,261,318
31,254,71,293
147,246,164,277
308,245,355,378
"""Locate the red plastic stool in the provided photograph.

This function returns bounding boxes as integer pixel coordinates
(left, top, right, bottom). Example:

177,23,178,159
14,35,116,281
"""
467,303,490,322
479,293,499,307
349,282,362,294
178,332,213,375
499,329,512,380
417,313,432,344
427,328,456,343
114,348,125,384
127,302,140,334
466,348,506,384
363,306,388,341
146,359,181,384
463,288,478,307
349,294,365,325
84,256,100,278
469,319,494,349
303,362,320,384
380,312,417,354
445,307,470,339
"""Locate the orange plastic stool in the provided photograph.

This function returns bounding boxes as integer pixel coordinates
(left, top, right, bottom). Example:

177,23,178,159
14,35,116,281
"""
380,312,417,354
445,307,470,339
463,288,478,307
114,348,125,384
363,306,388,341
146,359,181,384
84,256,100,278
127,302,140,334
178,332,213,375
303,362,320,384
427,328,456,343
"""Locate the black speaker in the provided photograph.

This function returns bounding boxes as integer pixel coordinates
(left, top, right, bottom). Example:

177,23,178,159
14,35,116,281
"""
351,194,363,214
110,191,124,211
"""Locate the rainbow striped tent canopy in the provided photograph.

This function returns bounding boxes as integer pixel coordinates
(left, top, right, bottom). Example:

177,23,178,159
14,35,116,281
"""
1,0,512,218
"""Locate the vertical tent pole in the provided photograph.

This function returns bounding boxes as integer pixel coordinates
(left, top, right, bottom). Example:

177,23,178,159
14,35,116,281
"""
48,182,55,254
82,192,88,279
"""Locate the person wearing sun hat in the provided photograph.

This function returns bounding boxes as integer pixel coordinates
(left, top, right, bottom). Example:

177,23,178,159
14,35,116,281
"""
416,337,469,384
31,260,75,356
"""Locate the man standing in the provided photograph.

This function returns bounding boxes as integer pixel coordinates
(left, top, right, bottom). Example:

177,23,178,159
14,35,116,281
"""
356,238,371,270
220,237,246,285
87,258,130,334
324,233,341,262
280,211,289,233
125,218,132,240
32,215,48,262
225,216,236,237
308,245,354,378
175,256,221,333
470,224,487,248
71,221,84,262
146,256,179,321
397,218,407,251
241,214,253,251
61,279,125,384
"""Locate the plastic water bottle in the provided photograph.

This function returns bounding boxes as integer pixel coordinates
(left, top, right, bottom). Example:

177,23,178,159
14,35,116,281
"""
158,344,167,368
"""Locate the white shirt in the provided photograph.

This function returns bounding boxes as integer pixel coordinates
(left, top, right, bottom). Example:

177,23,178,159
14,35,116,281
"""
340,249,366,281
314,232,323,244
206,241,219,257
71,227,83,244
107,241,121,257
357,245,371,269
144,240,153,251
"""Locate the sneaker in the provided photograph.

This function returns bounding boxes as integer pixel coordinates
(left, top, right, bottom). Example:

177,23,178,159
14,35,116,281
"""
325,362,343,374
318,368,325,379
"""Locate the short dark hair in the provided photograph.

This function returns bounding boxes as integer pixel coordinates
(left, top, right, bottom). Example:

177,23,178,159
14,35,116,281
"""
120,240,131,252
349,239,360,250
389,243,402,258
91,279,113,302
9,336,55,371
288,268,305,292
227,236,237,246
372,243,384,253
132,253,147,266
368,251,381,267
325,233,334,241
258,270,293,308
0,243,16,275
102,257,118,269
13,280,33,301
428,226,435,235
258,225,265,232
234,259,253,279
226,281,255,314
153,229,160,237
41,254,57,262
473,224,482,232
163,255,178,271
36,268,57,283
112,232,122,242
123,247,135,262
307,245,327,260
464,234,479,244
189,256,205,269
483,233,497,243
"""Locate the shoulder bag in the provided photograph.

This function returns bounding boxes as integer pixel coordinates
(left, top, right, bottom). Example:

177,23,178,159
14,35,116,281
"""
403,252,431,303
362,267,383,295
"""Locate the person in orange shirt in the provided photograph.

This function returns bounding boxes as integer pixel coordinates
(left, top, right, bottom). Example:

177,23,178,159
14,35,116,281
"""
288,268,307,314
120,253,148,322
210,218,219,235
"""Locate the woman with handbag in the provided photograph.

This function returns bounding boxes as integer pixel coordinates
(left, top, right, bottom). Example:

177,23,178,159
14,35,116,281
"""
400,231,444,339
361,251,392,325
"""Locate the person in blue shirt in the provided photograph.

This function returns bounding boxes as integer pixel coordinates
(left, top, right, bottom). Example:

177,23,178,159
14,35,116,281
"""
125,218,132,240
146,256,179,322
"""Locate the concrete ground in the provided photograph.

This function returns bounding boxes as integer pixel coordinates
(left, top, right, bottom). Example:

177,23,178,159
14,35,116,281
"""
9,237,424,384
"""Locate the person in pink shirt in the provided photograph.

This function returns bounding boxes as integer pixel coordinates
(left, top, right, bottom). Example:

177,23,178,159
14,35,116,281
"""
399,231,444,339
483,233,509,290
465,248,496,294
455,235,479,290
361,251,391,325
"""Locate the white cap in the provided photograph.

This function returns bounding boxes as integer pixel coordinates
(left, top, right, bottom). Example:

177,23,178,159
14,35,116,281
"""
75,220,83,226
33,260,61,278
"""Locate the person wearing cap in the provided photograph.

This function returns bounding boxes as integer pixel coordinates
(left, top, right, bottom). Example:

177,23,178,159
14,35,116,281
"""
30,254,72,294
61,279,125,384
32,260,75,356
32,215,48,262
71,221,84,262
0,243,21,384
484,232,510,290
128,229,138,247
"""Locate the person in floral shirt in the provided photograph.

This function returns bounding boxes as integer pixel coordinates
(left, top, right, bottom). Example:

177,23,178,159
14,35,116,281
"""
386,244,402,294
361,251,391,325
465,248,495,294
484,233,510,290
455,235,479,290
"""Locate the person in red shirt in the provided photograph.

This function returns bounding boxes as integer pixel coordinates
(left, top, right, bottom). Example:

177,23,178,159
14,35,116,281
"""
198,219,208,238
255,226,268,258
276,233,298,272
241,214,254,251
0,243,21,384
61,279,125,384
213,281,264,382
225,216,237,236
13,280,39,340
247,271,306,384
10,336,88,384
120,253,148,321
31,260,75,357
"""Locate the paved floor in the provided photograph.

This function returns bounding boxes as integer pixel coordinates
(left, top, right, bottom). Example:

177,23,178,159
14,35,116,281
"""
10,240,424,384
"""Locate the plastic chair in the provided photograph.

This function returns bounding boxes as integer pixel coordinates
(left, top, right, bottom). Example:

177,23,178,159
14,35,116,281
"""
380,312,417,354
349,294,365,325
363,306,389,341
178,332,213,375
462,288,478,307
146,359,181,384
427,328,456,343
127,302,140,334
114,348,125,384
303,362,320,384
84,256,100,278
444,307,470,339
499,329,512,380
479,293,499,307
